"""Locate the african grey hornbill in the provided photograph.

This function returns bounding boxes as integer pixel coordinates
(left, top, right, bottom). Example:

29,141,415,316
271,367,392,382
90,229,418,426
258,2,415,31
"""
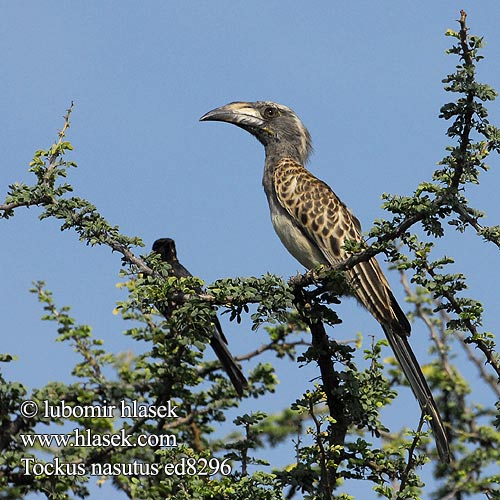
152,238,248,398
200,101,450,462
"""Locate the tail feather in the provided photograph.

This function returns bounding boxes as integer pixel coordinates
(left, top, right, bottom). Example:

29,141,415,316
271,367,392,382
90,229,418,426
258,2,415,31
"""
210,320,248,398
348,258,450,461
382,324,450,463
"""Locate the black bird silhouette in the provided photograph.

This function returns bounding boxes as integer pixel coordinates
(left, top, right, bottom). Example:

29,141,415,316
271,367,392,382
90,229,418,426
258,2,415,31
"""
152,238,248,397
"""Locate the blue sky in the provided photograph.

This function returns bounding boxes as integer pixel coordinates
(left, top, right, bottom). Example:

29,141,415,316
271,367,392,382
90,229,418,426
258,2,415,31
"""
2,2,500,499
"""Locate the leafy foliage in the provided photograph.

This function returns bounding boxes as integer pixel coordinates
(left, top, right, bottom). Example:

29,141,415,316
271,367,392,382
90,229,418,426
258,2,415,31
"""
0,11,499,500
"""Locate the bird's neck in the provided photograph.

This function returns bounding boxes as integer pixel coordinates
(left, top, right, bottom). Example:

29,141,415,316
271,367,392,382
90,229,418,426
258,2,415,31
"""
261,151,297,200
264,140,307,166
261,140,309,201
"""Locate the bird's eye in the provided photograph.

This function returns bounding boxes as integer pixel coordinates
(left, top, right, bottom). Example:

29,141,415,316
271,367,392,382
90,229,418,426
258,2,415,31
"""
263,106,277,118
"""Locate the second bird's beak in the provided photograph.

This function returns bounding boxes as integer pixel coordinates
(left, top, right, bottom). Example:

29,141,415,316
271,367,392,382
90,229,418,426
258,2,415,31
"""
199,101,264,129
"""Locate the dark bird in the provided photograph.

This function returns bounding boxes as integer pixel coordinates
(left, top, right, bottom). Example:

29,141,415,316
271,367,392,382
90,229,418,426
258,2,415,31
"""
200,101,450,462
152,238,248,398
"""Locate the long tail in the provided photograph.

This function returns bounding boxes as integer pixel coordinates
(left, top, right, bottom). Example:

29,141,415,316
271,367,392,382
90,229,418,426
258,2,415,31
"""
382,323,450,463
210,318,248,398
348,259,450,462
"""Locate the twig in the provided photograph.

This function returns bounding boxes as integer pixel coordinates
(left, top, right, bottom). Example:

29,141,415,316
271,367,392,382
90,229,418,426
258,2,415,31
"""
44,102,74,182
0,103,75,216
426,268,500,378
449,10,474,191
233,337,354,364
309,398,333,500
397,413,426,498
453,203,500,250
235,339,310,361
456,329,500,397
399,272,454,379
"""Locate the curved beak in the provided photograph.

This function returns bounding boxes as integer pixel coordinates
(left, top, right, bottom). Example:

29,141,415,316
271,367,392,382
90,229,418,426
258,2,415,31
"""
199,101,264,128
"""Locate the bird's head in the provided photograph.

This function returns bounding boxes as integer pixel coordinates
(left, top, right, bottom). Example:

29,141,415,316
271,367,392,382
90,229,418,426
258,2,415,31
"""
200,101,312,164
152,238,178,264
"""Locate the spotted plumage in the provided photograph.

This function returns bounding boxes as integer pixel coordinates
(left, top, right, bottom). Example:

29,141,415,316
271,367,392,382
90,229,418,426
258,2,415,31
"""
272,157,409,335
200,100,450,462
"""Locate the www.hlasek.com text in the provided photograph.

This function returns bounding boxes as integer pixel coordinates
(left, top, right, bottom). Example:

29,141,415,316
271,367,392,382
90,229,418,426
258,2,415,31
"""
20,428,177,449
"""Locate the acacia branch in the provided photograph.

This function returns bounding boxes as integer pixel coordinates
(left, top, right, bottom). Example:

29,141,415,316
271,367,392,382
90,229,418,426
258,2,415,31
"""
397,413,426,498
453,203,500,250
44,102,74,182
234,339,311,362
0,195,51,214
404,265,500,397
456,330,500,397
0,103,74,216
400,272,454,379
291,286,347,492
450,9,475,191
426,268,500,379
309,397,334,500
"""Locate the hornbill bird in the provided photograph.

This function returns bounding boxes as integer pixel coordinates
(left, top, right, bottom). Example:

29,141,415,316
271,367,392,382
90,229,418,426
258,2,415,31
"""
152,238,248,398
200,101,450,462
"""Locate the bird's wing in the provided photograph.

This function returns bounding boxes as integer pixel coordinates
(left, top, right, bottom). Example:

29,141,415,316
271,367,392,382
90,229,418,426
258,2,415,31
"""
273,158,409,334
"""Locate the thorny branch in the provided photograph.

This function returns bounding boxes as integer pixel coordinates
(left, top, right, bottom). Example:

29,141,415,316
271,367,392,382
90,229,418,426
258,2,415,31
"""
450,9,475,191
400,272,454,378
0,103,74,214
290,285,348,492
426,268,500,379
453,203,500,250
309,398,333,500
397,413,426,499
401,270,500,397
